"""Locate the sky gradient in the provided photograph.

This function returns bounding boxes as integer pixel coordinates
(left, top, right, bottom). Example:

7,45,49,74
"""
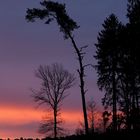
0,0,127,138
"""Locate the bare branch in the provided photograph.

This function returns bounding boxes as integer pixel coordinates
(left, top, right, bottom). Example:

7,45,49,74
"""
32,63,75,137
79,45,88,52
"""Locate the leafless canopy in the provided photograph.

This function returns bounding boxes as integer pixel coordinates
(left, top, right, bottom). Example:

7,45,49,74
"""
33,63,75,108
32,63,75,138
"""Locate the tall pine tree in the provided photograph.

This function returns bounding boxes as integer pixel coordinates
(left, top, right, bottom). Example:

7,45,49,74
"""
126,0,140,129
95,14,123,131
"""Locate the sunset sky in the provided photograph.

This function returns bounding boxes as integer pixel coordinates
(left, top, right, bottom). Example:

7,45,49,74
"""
0,0,127,138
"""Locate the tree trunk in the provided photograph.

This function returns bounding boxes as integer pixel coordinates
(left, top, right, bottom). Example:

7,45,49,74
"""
132,78,136,130
68,33,89,135
112,62,117,131
81,87,89,134
54,108,57,138
121,80,131,130
126,94,131,130
91,113,94,133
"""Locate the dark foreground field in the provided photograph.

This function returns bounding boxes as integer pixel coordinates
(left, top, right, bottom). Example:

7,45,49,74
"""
4,130,140,140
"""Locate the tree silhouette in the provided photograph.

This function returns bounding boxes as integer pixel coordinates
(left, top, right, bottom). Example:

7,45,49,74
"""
95,14,123,131
125,0,140,129
26,0,89,134
75,99,96,135
32,63,75,138
127,0,140,13
38,113,64,137
87,99,96,134
102,111,111,132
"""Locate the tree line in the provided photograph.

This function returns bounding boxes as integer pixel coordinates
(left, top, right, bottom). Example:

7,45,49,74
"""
95,0,140,131
25,0,140,138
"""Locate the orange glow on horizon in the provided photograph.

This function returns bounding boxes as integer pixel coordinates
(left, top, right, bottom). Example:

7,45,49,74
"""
0,107,42,125
0,106,83,125
0,106,102,138
0,106,83,138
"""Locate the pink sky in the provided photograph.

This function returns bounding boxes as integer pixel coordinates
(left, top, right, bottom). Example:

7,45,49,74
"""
0,106,83,139
0,0,127,138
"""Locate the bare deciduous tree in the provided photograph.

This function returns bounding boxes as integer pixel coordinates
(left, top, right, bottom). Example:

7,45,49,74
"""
33,63,75,138
75,99,96,135
102,111,111,132
87,99,96,134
